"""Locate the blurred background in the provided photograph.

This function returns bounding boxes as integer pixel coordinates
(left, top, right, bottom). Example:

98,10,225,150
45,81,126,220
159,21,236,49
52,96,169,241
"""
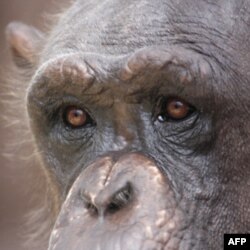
0,1,67,249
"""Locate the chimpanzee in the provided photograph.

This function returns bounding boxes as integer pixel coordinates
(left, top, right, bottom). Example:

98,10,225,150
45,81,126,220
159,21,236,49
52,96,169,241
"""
5,0,250,249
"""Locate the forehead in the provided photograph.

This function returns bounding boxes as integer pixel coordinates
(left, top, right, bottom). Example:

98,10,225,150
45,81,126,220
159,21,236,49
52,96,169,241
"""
41,0,249,61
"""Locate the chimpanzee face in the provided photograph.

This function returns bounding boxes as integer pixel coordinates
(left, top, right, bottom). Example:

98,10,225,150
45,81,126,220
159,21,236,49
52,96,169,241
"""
6,0,250,249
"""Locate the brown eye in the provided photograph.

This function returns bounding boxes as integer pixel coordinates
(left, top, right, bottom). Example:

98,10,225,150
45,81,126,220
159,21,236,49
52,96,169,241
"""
64,106,88,128
158,97,194,122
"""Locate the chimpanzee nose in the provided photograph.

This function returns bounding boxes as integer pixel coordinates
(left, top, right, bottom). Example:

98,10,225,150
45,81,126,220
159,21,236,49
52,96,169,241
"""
75,154,140,219
56,152,171,224
49,153,180,250
81,180,134,217
55,153,169,222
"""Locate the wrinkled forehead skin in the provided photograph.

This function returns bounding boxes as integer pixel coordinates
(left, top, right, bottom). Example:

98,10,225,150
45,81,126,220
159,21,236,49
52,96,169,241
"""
41,0,250,70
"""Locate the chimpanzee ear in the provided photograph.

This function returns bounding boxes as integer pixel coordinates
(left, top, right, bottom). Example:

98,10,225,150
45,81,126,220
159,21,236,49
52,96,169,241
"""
5,21,44,68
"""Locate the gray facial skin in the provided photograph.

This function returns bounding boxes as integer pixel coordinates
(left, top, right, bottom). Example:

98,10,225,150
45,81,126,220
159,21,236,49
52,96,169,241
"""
6,0,250,249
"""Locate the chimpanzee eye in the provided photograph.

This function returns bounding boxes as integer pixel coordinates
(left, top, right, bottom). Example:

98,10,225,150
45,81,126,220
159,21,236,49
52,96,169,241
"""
63,106,89,128
157,97,195,122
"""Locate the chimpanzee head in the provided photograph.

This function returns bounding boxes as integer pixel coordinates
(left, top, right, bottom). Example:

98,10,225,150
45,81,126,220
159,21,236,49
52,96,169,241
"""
6,0,250,249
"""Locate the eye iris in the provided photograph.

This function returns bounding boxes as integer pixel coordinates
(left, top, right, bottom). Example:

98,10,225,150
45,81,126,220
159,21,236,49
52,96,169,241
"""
166,98,190,120
66,107,87,127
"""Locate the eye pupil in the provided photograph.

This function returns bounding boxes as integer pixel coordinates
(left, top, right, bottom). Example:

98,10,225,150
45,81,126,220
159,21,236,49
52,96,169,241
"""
167,99,188,119
64,106,87,128
158,97,194,122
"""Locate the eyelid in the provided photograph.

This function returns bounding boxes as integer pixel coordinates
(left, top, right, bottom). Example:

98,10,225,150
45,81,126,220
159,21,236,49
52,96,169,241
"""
38,95,94,128
154,96,197,123
62,106,96,129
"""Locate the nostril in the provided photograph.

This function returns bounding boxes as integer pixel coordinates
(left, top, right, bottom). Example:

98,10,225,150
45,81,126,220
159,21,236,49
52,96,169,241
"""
80,182,134,217
81,192,98,216
106,182,133,215
85,202,98,216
